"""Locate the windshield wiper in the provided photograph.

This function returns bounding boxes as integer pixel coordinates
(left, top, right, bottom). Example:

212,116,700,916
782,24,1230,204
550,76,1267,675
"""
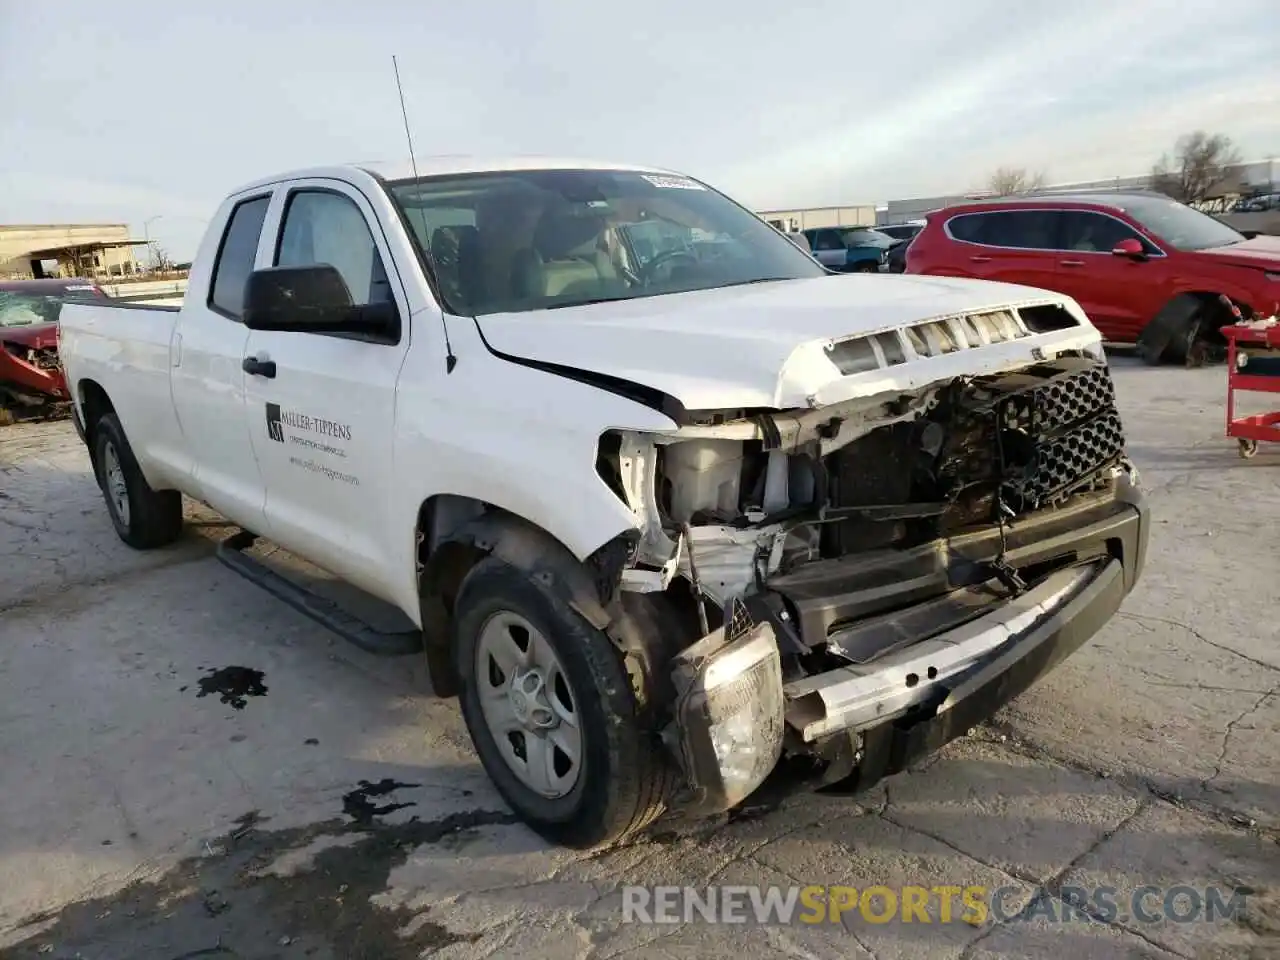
718,277,796,288
543,296,633,310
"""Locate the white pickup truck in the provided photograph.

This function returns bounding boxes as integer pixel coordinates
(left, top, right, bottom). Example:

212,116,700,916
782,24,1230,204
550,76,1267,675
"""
58,157,1149,848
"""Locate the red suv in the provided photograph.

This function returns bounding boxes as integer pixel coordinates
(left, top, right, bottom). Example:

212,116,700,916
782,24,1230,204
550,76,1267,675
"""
906,193,1280,363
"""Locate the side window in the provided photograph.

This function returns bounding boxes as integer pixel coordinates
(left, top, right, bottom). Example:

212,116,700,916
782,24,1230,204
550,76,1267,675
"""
208,196,270,319
813,230,845,251
952,211,1057,249
275,190,393,307
946,213,990,244
1059,211,1147,253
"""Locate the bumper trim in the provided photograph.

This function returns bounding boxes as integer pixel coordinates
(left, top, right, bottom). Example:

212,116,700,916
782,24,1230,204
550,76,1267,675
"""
784,560,1106,741
828,555,1127,793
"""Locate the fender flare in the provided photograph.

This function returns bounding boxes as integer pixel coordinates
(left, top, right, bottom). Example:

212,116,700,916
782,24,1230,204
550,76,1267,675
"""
418,510,678,706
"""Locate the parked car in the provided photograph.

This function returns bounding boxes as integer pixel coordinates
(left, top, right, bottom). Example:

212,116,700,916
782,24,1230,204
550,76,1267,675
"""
1235,193,1280,213
875,222,926,244
780,230,813,254
802,226,894,272
877,222,926,274
58,157,1147,849
0,278,107,419
906,192,1280,364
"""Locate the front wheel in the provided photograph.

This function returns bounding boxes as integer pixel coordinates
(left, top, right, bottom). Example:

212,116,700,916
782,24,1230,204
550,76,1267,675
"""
93,412,184,549
452,557,672,848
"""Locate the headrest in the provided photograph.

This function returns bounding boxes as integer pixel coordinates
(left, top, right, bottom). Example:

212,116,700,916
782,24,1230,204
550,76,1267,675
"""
534,211,604,260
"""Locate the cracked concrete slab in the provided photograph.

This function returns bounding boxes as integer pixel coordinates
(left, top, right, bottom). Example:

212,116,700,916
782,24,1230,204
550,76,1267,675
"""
1,357,1277,959
883,737,1143,884
1059,800,1280,959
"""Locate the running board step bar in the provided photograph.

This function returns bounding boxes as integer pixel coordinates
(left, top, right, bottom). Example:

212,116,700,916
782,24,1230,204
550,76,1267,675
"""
215,530,423,656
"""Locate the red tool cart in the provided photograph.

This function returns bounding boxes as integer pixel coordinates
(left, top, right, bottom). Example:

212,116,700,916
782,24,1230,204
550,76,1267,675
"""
1222,321,1280,459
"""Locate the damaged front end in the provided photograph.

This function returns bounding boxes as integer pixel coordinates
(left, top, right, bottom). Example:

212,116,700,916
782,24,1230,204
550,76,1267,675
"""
596,316,1150,814
1,328,70,420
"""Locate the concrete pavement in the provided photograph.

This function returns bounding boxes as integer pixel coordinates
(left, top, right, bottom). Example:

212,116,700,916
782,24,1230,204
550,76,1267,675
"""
0,355,1276,959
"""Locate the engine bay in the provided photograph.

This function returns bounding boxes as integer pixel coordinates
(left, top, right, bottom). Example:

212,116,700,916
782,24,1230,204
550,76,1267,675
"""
601,354,1128,639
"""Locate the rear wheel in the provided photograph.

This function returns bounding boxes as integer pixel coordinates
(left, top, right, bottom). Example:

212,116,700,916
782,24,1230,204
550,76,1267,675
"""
452,557,672,849
93,413,183,549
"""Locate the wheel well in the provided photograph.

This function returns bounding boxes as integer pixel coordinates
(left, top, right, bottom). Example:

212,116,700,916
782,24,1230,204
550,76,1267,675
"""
413,495,665,702
78,379,114,477
1139,292,1249,363
1179,291,1251,334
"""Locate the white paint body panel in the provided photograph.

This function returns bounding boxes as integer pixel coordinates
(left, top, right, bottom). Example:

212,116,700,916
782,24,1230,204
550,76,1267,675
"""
57,159,1105,627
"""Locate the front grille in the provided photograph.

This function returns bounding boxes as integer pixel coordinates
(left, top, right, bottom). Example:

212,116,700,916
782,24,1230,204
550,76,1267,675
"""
995,360,1125,511
1004,410,1124,508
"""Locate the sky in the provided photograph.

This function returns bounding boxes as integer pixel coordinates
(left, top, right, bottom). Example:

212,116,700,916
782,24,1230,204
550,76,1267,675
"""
2,0,1278,260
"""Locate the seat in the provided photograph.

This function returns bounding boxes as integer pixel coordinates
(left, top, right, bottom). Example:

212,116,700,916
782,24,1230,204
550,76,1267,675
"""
430,225,484,312
511,211,625,302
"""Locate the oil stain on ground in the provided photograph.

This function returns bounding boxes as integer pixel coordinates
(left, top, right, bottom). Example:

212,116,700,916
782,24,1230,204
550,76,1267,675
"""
3,791,518,960
196,666,268,710
342,779,421,826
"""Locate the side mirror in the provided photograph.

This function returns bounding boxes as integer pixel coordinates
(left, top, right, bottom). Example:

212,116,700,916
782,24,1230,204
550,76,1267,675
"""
1239,229,1260,240
1111,238,1146,259
242,265,398,336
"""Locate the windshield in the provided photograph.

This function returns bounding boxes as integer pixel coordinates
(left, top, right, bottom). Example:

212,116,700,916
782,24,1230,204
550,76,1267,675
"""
385,169,826,316
839,228,894,247
1117,196,1245,252
0,291,63,328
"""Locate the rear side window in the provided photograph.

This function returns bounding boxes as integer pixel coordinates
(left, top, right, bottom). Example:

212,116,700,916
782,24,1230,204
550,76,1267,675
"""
947,210,1059,250
209,196,271,319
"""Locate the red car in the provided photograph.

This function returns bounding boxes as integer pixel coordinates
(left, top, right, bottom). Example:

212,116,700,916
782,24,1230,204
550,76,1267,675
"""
1,278,108,416
906,192,1280,363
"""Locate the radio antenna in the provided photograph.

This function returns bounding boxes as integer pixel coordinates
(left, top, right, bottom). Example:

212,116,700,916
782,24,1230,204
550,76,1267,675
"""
393,54,456,373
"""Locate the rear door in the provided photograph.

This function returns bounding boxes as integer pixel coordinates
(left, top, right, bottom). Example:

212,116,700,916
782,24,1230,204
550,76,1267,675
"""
241,179,410,599
169,192,273,528
943,210,1061,292
1055,210,1169,341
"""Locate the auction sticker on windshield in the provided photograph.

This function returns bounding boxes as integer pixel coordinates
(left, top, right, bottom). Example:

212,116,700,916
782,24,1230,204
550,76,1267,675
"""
642,175,706,190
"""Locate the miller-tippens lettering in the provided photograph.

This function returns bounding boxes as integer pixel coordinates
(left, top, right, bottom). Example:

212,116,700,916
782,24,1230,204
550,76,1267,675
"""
279,409,352,441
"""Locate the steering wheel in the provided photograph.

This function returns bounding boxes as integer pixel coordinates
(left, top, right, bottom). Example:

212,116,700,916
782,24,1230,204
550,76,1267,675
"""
639,248,700,284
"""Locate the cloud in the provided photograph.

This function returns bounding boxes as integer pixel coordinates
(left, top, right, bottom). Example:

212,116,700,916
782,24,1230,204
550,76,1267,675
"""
1,0,1277,257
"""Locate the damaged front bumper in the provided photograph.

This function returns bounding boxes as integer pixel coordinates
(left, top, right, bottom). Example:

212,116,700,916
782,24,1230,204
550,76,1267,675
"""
664,479,1149,814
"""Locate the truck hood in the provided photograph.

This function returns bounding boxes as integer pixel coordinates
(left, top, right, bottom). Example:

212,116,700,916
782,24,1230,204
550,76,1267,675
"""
474,274,1098,412
1195,234,1280,268
0,322,58,349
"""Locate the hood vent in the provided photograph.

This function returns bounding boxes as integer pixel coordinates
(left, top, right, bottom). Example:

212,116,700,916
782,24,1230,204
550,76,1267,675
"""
826,304,1069,375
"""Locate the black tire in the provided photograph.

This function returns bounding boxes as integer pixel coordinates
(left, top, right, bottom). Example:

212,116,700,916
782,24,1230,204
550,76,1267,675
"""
1137,297,1201,366
452,557,672,849
93,412,183,549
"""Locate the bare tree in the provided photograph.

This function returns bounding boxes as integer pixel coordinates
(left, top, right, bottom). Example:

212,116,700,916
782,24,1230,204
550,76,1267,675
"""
145,243,174,273
1150,131,1242,203
987,167,1049,196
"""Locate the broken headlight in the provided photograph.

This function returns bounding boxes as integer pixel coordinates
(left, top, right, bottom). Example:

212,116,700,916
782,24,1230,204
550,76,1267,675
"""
665,621,784,816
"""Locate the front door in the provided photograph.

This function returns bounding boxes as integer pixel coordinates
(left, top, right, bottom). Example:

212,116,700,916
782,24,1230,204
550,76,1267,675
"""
241,181,411,600
169,192,273,529
1054,210,1168,341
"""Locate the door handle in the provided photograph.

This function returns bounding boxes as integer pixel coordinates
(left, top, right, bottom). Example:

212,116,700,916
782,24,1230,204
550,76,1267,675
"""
1060,259,1086,267
242,355,277,378
969,255,991,263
